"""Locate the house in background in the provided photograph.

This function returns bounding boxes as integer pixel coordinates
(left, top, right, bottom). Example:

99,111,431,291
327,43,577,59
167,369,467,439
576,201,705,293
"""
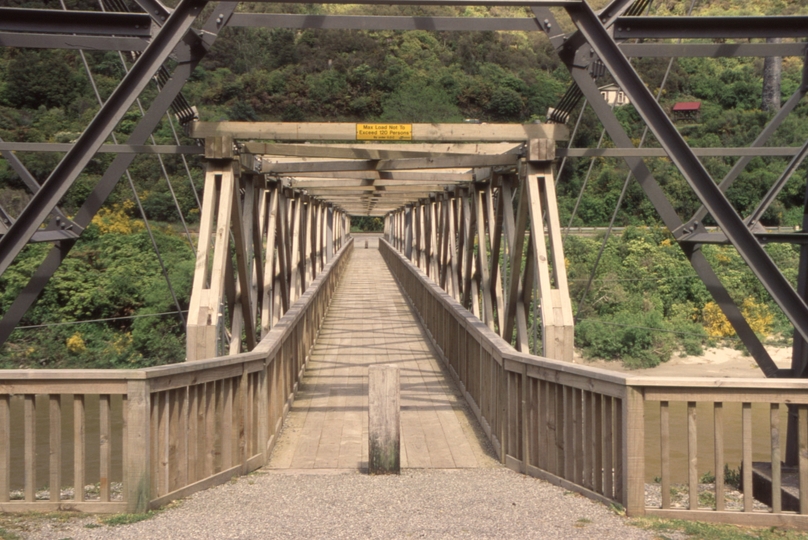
672,101,701,122
599,84,629,107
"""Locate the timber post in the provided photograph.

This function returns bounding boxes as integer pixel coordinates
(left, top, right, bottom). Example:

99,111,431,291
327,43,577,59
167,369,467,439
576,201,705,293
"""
368,365,400,475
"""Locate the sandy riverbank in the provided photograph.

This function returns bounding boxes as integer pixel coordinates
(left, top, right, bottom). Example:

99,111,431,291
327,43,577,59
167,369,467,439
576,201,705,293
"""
579,345,793,378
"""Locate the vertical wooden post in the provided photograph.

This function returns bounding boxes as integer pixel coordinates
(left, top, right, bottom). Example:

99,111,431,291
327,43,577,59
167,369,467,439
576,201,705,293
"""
49,395,61,502
0,395,8,503
368,365,400,475
24,395,35,502
622,386,645,516
126,380,151,514
74,395,85,502
258,362,270,461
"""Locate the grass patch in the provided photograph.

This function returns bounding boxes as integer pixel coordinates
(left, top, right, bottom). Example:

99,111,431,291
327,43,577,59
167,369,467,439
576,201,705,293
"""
101,512,157,527
0,512,88,539
0,527,22,540
631,517,808,539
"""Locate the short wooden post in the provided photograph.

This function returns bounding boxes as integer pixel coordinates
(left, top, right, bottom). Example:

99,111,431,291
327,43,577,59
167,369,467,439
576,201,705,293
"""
368,365,400,475
622,386,645,516
125,380,151,513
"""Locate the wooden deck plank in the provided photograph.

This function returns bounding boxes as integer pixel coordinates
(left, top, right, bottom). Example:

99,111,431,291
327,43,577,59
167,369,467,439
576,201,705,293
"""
268,246,493,470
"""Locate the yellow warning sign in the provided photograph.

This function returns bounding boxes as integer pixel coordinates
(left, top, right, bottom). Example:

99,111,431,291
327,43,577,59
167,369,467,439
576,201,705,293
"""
356,124,412,141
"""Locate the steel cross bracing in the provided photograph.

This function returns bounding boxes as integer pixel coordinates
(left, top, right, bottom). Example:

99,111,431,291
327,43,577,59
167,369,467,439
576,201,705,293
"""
0,0,807,378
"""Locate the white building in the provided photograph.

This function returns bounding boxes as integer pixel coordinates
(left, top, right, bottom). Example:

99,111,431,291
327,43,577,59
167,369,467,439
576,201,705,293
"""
599,84,630,107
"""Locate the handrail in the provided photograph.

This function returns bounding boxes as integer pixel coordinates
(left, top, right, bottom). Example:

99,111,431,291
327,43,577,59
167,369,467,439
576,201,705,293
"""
0,237,353,513
380,237,808,529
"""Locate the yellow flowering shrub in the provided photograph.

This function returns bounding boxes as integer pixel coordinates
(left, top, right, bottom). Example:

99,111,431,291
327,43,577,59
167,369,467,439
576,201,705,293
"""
703,297,773,338
91,201,144,234
66,333,86,353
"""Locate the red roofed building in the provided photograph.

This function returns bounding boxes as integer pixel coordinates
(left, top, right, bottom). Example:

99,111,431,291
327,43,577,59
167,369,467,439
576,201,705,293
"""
672,101,701,122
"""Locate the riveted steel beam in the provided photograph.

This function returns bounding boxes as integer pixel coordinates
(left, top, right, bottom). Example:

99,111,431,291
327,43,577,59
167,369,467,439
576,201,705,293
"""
565,1,808,361
0,0,206,279
615,16,808,39
533,5,779,376
0,32,148,51
229,13,540,31
0,8,152,36
0,3,239,347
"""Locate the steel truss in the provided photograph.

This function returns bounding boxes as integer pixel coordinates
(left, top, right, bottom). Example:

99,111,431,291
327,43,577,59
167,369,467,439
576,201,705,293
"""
0,2,806,378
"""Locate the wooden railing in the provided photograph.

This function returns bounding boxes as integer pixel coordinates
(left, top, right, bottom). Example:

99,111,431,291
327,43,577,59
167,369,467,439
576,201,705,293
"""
381,238,808,528
0,238,353,514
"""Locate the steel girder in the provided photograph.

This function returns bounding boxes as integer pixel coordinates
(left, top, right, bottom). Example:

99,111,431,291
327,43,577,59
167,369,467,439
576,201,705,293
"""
0,0,206,278
533,4,790,376
615,16,808,39
0,8,152,36
564,3,808,358
0,3,237,346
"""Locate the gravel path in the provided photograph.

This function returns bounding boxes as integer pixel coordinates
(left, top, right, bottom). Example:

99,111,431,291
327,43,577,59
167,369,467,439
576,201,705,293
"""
23,467,660,540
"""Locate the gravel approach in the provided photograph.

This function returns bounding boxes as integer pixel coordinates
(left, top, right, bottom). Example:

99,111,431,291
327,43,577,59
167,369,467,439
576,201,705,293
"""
22,467,660,540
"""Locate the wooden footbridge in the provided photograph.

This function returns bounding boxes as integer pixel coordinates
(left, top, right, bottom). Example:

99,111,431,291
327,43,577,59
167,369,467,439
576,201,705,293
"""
4,0,808,532
0,123,807,530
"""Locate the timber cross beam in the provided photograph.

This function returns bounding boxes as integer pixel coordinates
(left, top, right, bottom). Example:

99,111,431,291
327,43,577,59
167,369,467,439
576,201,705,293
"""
190,122,573,362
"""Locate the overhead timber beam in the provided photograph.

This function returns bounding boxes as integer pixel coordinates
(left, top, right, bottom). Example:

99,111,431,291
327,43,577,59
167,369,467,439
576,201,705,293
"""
190,122,567,141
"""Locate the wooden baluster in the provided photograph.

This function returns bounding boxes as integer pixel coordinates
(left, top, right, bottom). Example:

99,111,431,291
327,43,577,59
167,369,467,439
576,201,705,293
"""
0,395,9,503
178,387,189,490
564,386,574,480
49,395,61,503
159,392,170,497
205,382,215,478
556,385,565,478
74,395,85,502
167,390,180,493
714,402,724,511
593,394,603,495
24,395,35,502
797,405,807,514
687,401,698,510
583,391,593,489
743,402,753,512
222,379,233,470
660,401,670,509
604,396,614,499
99,394,111,502
121,395,127,503
574,388,583,485
771,402,781,513
188,386,198,484
614,397,624,503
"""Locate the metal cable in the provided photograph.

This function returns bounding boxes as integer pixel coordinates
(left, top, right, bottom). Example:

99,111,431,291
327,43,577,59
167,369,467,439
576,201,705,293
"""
555,97,587,187
564,122,609,242
17,310,188,330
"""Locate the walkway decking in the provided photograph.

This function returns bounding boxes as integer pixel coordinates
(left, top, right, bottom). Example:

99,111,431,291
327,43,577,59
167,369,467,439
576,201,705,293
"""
268,238,495,470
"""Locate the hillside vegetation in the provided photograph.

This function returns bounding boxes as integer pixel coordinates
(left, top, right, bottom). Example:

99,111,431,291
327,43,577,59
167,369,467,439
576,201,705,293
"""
0,0,806,368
